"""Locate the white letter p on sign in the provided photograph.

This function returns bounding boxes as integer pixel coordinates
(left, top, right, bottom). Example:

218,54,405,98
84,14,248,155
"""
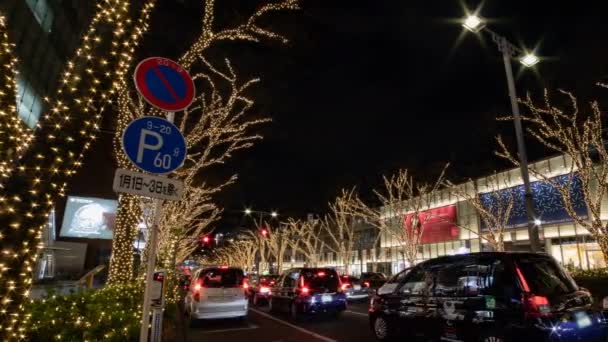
137,129,163,163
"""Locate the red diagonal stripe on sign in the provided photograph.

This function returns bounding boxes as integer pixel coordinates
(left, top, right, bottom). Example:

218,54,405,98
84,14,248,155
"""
152,66,179,102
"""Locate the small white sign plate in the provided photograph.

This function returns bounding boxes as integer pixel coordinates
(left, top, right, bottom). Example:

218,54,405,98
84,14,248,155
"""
112,168,183,201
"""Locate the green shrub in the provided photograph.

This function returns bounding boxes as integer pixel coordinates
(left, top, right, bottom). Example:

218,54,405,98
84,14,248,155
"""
568,268,608,306
25,283,143,342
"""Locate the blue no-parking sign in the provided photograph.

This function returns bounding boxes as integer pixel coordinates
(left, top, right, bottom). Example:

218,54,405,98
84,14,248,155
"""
122,116,187,174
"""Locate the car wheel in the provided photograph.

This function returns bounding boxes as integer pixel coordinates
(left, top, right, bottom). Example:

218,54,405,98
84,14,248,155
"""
290,302,299,321
372,316,393,341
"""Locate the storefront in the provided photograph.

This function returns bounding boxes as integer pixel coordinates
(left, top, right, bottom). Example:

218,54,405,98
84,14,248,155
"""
376,155,607,271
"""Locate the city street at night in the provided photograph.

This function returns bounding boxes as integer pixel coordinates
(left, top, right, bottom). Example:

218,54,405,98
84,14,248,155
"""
186,301,372,342
2,0,608,341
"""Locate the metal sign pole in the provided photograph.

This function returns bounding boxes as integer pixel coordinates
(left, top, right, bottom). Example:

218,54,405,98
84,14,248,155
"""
139,198,162,342
139,112,174,342
130,57,192,342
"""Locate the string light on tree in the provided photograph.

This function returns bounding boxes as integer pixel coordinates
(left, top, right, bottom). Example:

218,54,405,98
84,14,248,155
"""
108,0,301,286
0,0,156,338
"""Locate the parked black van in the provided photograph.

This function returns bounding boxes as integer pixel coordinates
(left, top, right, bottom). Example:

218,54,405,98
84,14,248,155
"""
369,252,608,341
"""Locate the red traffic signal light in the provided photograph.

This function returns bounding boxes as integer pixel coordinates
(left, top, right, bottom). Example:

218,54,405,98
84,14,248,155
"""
260,229,268,237
202,236,210,243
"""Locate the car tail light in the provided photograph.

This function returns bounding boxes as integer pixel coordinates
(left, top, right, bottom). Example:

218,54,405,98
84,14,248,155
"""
301,287,310,296
260,286,271,294
317,271,326,277
243,282,249,290
193,281,202,302
523,294,551,318
363,281,370,288
341,283,350,291
516,264,551,318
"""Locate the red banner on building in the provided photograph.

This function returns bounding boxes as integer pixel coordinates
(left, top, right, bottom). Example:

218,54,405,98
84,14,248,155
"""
404,204,459,243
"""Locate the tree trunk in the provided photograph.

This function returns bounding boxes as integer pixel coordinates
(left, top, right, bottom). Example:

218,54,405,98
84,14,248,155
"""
0,1,154,335
108,194,141,283
597,234,608,267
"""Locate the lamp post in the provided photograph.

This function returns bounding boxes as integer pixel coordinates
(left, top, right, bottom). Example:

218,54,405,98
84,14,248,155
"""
462,15,541,252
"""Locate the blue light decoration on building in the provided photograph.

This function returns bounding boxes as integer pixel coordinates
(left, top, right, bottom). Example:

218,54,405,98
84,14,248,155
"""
479,174,588,229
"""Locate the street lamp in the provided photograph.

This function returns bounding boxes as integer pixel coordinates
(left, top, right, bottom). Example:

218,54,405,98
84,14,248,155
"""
271,211,278,218
520,53,540,68
461,13,542,252
244,208,252,215
463,15,484,32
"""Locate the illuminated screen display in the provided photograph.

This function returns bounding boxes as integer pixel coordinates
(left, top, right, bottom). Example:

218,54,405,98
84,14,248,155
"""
60,196,118,239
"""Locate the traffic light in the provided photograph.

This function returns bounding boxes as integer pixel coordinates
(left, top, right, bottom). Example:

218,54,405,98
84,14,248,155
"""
200,235,212,250
260,228,268,237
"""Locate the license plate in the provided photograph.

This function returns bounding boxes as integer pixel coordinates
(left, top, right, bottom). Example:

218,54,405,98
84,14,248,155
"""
322,294,332,303
354,285,361,290
575,311,592,328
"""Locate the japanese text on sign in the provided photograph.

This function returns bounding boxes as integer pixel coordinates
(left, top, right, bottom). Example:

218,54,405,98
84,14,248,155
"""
112,169,183,201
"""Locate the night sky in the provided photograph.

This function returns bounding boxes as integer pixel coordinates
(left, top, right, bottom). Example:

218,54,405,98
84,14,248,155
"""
76,0,608,233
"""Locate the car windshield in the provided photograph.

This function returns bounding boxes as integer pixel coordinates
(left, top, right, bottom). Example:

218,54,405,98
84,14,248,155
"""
514,255,577,298
302,269,339,292
200,268,244,288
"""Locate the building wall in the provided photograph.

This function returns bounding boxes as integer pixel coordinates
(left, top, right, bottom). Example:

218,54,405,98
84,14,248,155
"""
303,155,605,276
1,0,93,128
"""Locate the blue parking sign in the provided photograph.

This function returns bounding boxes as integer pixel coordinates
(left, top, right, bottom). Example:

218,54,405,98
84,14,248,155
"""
122,116,187,174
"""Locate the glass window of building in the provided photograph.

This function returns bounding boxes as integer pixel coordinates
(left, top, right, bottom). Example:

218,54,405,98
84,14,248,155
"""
26,0,54,32
16,74,41,129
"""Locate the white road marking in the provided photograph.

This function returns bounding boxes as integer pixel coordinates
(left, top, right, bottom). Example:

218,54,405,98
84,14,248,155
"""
250,308,338,342
345,310,368,317
200,323,258,334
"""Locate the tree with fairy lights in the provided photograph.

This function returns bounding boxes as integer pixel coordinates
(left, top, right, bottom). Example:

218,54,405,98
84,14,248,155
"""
108,0,301,283
496,88,608,263
351,167,448,267
445,173,515,252
261,221,298,273
0,1,156,338
321,188,361,274
205,236,258,272
285,217,325,267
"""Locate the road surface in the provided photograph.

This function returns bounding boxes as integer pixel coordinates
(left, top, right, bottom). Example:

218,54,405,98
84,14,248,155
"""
186,300,373,342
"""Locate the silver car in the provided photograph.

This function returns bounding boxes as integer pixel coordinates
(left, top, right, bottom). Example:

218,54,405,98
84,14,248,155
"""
184,266,248,324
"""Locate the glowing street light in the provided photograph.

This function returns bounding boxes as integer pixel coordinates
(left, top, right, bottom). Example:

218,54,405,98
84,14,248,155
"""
460,11,542,252
520,53,539,67
271,211,278,218
244,208,252,215
463,15,484,32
